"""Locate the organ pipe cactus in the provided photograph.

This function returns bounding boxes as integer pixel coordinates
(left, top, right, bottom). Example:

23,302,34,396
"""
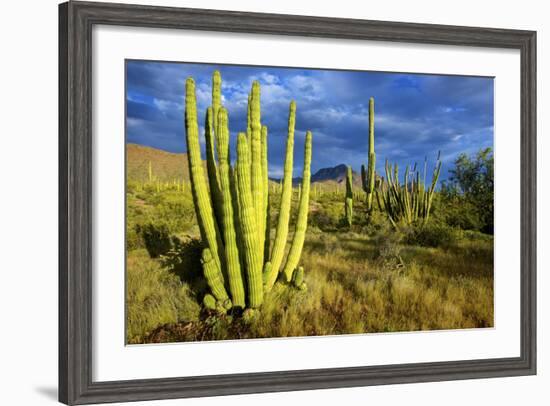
361,97,377,213
380,152,442,226
345,165,353,227
184,72,313,310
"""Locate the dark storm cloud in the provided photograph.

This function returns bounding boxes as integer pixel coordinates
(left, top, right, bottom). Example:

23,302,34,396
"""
126,60,493,180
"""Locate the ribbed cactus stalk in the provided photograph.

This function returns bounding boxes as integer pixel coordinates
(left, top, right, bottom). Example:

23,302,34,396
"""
184,78,227,301
148,160,153,183
345,165,353,227
263,101,296,291
212,71,222,135
204,107,223,230
261,125,270,258
249,82,264,267
216,107,245,308
282,130,313,282
235,133,263,308
361,97,377,213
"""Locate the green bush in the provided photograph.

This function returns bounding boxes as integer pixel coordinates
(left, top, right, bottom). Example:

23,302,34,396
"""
404,223,456,248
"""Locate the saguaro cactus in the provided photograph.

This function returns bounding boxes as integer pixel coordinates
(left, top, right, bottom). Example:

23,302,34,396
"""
184,72,313,311
361,97,377,213
345,165,353,227
282,131,313,282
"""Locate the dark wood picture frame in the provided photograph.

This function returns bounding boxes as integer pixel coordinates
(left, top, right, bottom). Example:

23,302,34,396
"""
59,1,537,404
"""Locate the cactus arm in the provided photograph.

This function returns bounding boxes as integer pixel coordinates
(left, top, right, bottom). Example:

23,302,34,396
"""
249,81,264,265
264,101,296,290
216,107,246,307
204,107,224,232
212,70,222,136
261,125,271,258
282,131,313,282
235,133,264,308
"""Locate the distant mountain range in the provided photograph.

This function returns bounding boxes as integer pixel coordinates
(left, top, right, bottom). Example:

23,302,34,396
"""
127,143,362,186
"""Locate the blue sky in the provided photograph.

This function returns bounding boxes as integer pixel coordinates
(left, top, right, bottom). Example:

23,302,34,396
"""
126,60,493,180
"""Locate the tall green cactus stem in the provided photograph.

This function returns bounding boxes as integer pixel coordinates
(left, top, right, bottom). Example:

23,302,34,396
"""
249,82,264,266
212,71,222,136
282,130,313,282
184,78,227,301
216,107,246,307
148,161,153,183
345,165,353,227
264,101,296,291
361,97,377,212
261,125,271,258
235,133,264,308
201,248,230,304
204,107,223,230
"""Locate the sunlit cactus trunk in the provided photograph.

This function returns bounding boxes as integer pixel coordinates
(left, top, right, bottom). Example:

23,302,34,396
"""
249,82,265,268
282,131,313,282
263,101,296,291
361,97,377,213
345,165,353,227
235,133,263,308
261,125,271,258
216,108,246,308
184,78,227,301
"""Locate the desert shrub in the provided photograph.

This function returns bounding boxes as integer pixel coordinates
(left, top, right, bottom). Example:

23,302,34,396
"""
308,202,344,231
137,222,173,258
373,231,405,270
404,223,456,248
432,195,483,231
126,250,201,343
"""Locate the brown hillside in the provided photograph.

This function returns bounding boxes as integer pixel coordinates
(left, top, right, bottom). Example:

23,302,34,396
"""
127,144,190,182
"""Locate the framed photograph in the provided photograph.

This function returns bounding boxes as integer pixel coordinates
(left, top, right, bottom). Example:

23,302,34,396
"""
59,1,536,404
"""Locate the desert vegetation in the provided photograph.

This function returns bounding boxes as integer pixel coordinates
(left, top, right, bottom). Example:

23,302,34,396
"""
125,70,494,344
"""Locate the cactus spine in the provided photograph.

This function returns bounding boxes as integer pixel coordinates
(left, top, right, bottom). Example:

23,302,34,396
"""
217,108,246,307
345,165,353,227
263,101,296,291
235,133,263,307
184,72,312,310
282,131,313,282
361,97,377,213
184,78,227,301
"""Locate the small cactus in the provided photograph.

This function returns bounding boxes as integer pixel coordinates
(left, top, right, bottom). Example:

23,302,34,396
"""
345,165,353,227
